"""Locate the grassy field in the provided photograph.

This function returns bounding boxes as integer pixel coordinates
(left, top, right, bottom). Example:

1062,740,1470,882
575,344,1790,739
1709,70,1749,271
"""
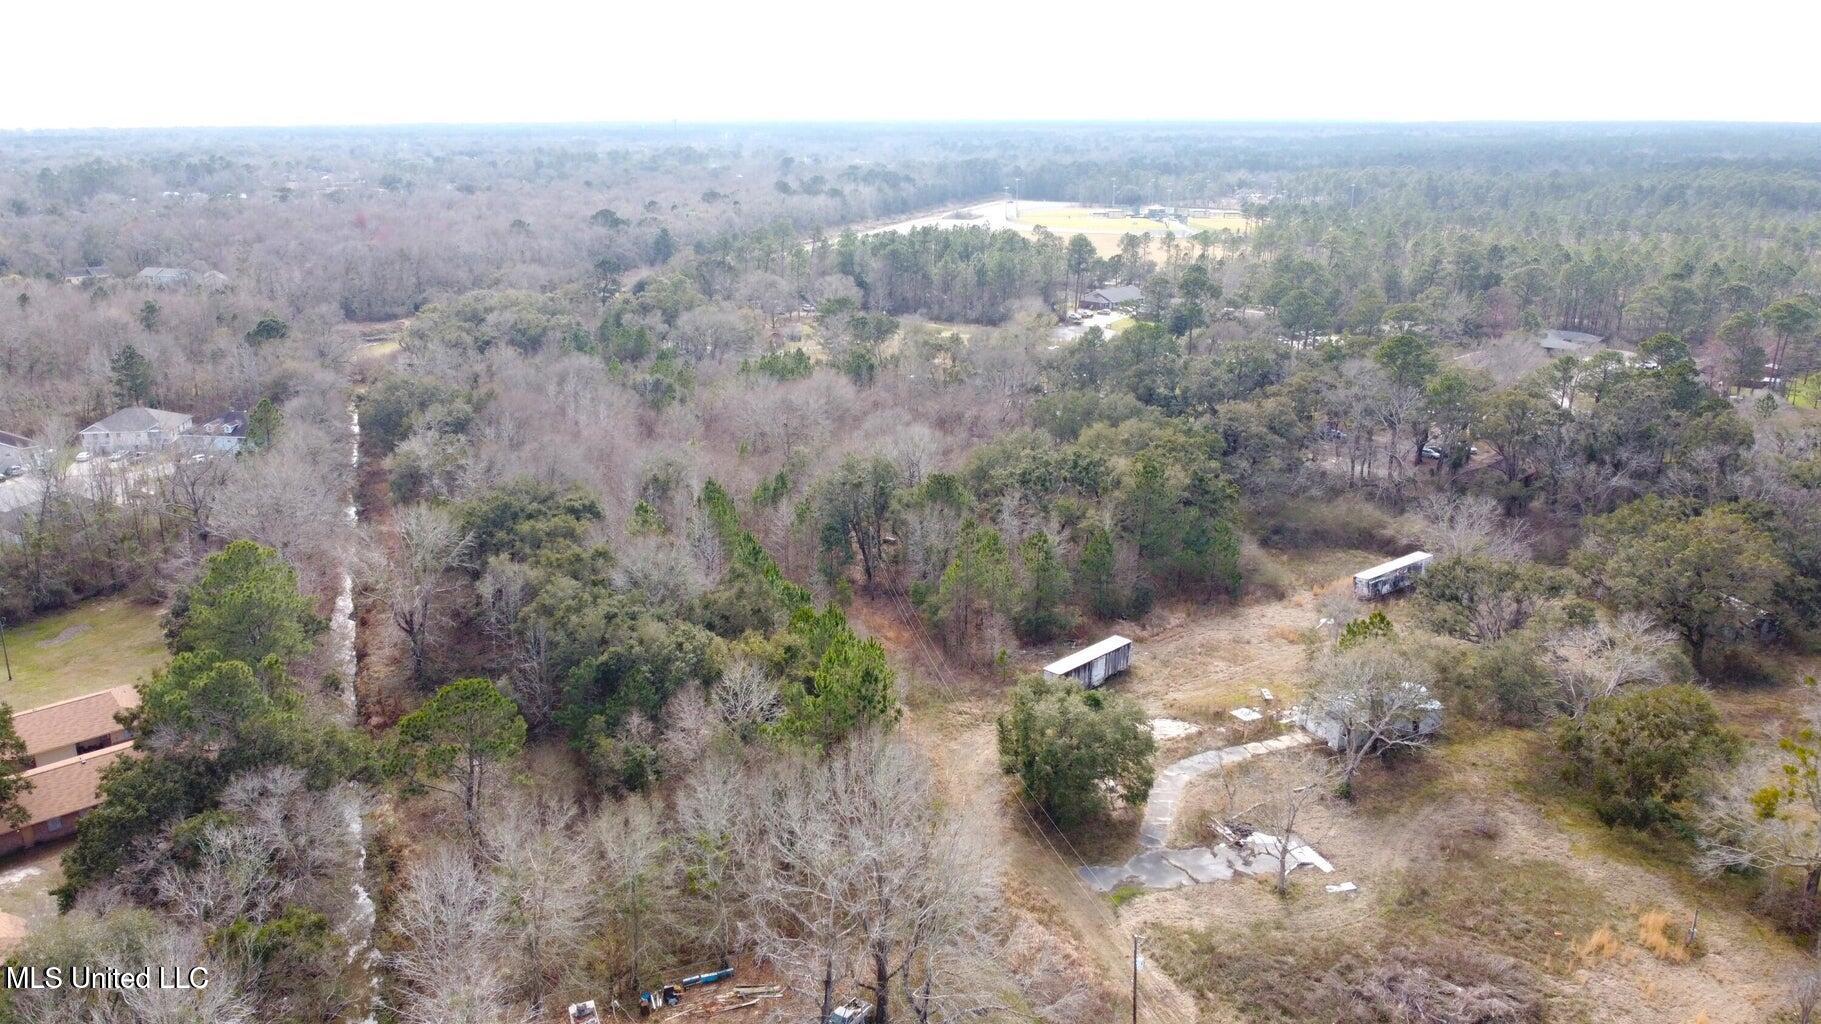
1,597,167,710
1012,208,1250,236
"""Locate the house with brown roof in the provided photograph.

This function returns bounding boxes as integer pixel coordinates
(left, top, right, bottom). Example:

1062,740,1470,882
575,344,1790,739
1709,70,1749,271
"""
0,741,134,855
11,686,139,769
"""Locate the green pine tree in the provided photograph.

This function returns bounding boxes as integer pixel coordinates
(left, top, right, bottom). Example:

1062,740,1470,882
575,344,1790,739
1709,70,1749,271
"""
110,343,155,406
246,398,281,449
777,629,900,750
1013,532,1074,643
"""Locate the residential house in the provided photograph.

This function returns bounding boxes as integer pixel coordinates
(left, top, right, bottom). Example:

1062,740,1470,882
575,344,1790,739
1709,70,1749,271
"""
1539,328,1605,356
183,409,249,453
136,266,193,287
78,407,194,454
0,431,44,469
12,686,140,769
0,742,134,855
62,264,111,285
1081,285,1143,310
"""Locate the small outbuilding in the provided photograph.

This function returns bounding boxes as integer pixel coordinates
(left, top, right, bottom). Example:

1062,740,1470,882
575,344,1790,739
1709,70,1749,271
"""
1043,635,1134,688
1352,551,1433,600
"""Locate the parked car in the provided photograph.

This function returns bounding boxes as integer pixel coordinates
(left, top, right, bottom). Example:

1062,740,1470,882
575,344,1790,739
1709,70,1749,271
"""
1,464,24,479
108,450,130,463
75,450,93,462
1420,445,1446,461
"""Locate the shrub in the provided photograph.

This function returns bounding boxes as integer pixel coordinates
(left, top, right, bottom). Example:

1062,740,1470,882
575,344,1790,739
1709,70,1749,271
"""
1556,684,1740,829
997,675,1155,829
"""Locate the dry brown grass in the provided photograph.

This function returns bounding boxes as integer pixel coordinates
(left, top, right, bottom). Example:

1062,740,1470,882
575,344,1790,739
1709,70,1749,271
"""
1268,624,1307,644
1578,925,1624,962
1637,910,1697,964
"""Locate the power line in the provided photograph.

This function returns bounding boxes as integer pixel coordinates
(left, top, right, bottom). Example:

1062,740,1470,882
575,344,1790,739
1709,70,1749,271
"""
870,585,1195,1024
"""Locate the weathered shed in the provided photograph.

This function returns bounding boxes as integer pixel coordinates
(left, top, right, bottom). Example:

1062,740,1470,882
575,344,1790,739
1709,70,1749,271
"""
1042,635,1133,688
1352,551,1432,600
1295,682,1443,753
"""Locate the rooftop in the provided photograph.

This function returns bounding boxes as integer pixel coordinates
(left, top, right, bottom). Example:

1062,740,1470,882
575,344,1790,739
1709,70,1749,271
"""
12,686,139,760
11,741,134,829
1354,551,1433,581
1044,635,1133,676
81,407,192,434
188,410,247,436
0,431,38,450
1088,285,1143,303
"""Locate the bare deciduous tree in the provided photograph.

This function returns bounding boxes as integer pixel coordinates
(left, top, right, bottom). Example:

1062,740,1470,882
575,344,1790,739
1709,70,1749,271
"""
484,793,593,1017
1410,492,1531,561
712,658,782,740
1304,641,1441,793
388,847,516,1024
1546,610,1680,718
379,504,474,684
1794,968,1821,1024
1235,752,1340,895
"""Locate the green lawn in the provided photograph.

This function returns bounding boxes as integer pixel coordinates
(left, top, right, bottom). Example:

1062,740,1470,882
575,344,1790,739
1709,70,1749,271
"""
1,598,167,711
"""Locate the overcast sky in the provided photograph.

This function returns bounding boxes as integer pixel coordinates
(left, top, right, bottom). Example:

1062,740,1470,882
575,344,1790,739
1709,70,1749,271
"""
12,0,1820,129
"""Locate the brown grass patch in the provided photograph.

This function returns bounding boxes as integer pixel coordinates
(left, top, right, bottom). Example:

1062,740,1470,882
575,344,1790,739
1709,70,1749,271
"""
1636,909,1698,963
1578,925,1624,962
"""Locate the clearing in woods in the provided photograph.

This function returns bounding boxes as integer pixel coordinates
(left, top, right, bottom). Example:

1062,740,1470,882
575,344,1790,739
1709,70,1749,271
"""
866,546,1813,1024
0,597,167,709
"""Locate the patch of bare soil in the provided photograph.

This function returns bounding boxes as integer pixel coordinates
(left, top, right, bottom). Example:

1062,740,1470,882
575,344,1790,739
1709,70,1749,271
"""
33,624,91,647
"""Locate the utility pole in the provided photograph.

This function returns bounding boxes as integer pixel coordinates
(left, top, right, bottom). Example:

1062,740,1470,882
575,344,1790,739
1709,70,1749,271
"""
1131,934,1140,1024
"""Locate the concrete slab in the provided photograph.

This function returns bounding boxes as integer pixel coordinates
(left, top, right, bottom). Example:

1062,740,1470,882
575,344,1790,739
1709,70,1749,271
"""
1165,847,1235,883
1123,851,1196,889
1079,864,1135,892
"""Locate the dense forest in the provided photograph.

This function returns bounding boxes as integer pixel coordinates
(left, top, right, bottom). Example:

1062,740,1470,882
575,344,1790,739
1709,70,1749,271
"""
2,123,1820,1024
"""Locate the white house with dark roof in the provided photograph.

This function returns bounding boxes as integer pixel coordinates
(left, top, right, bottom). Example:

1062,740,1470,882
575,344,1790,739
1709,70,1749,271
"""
78,407,193,454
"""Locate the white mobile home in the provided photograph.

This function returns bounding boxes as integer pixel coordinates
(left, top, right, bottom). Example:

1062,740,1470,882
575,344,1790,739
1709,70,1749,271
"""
1295,682,1443,753
1352,551,1433,600
1043,635,1133,688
